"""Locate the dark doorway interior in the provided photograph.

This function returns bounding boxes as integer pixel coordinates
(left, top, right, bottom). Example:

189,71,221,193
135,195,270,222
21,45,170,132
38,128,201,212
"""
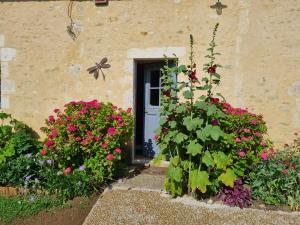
135,62,145,156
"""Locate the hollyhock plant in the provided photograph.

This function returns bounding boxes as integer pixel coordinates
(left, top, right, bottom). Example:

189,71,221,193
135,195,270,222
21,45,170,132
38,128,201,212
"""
155,24,271,199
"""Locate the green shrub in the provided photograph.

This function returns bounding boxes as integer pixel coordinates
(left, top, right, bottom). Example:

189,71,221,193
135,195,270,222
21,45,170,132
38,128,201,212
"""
39,100,133,199
248,139,300,210
155,24,270,201
0,112,40,187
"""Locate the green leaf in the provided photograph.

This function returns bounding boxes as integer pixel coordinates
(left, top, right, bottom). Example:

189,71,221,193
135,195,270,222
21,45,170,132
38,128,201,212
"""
174,133,188,144
183,90,194,99
187,140,203,156
169,121,177,128
196,125,212,141
176,105,186,113
183,117,203,131
207,105,217,116
159,117,167,126
202,151,214,167
218,168,237,187
177,65,187,73
194,101,208,110
189,170,211,193
170,156,180,166
210,126,224,141
213,152,230,170
167,166,183,183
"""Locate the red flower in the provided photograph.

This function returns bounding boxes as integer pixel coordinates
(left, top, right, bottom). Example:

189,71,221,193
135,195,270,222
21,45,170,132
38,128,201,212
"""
63,167,72,174
127,108,132,113
40,149,47,156
282,169,289,175
163,90,171,97
250,120,257,125
115,148,122,154
48,115,55,123
210,98,219,104
66,116,72,121
207,65,216,73
238,151,246,158
211,119,220,126
53,108,60,113
107,127,116,135
106,154,114,161
189,70,197,83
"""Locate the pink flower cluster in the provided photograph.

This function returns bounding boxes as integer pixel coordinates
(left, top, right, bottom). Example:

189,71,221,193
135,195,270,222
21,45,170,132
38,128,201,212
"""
66,100,101,110
222,102,257,117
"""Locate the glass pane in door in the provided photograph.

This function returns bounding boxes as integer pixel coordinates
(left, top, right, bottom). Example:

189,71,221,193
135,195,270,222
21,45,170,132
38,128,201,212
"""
150,89,160,106
150,70,161,87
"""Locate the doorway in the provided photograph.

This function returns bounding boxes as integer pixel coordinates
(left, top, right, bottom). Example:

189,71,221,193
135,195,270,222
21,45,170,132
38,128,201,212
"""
134,60,175,160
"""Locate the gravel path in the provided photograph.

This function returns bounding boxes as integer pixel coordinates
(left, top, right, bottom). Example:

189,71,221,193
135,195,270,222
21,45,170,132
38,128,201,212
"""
84,189,299,225
83,170,300,225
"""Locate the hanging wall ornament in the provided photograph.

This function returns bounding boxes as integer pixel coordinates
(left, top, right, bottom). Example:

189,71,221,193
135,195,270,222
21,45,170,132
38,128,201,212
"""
210,0,227,15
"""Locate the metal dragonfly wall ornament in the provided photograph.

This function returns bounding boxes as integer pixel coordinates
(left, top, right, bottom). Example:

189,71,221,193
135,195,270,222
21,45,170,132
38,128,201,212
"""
87,57,111,80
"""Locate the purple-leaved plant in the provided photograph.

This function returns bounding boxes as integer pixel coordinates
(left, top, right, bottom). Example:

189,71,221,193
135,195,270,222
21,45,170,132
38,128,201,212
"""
219,179,252,209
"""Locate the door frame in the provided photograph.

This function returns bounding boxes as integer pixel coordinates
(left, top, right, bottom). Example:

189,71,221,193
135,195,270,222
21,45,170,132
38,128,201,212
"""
132,59,176,164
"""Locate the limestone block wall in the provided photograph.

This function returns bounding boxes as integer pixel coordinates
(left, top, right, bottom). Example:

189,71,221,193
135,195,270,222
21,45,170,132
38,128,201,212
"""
0,0,299,145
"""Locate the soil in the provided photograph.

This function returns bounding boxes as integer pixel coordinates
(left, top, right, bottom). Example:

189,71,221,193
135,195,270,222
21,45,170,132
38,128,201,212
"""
9,193,99,225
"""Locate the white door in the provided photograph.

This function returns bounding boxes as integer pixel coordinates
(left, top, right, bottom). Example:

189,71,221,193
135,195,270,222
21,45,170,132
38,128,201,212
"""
143,64,162,157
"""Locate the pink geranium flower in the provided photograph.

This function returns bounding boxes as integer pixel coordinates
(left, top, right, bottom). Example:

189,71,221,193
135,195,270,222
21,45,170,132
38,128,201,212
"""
115,148,122,154
75,137,81,141
250,120,257,125
67,124,77,132
48,115,55,123
95,137,101,141
63,167,72,174
234,137,241,143
127,108,132,113
282,169,289,174
53,108,60,113
45,140,55,148
243,129,251,133
106,154,114,161
101,143,108,149
66,116,72,121
255,132,262,137
238,151,246,158
260,151,268,160
107,127,116,135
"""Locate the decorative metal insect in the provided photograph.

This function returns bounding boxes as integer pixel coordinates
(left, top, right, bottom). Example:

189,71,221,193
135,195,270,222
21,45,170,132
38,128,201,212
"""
87,57,111,80
210,0,227,15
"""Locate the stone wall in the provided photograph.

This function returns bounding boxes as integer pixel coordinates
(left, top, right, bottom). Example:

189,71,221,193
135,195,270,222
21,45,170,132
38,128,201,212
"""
0,0,299,145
